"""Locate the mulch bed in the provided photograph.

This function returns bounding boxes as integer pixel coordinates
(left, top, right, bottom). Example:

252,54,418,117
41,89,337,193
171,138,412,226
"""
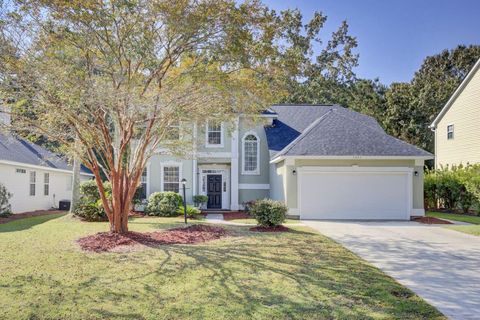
412,216,453,225
221,211,251,221
77,224,227,252
249,225,291,232
0,210,65,225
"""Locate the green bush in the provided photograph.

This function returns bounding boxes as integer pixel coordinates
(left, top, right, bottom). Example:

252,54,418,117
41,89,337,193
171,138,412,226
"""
193,195,208,207
0,183,12,217
73,180,110,221
424,165,479,214
177,205,202,218
250,199,287,227
73,201,106,221
146,192,182,216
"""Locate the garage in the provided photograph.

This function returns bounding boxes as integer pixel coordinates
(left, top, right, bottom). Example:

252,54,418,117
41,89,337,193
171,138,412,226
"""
298,167,413,220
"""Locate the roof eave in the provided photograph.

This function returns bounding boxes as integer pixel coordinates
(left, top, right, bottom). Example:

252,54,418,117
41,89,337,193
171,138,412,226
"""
430,58,480,128
270,155,434,164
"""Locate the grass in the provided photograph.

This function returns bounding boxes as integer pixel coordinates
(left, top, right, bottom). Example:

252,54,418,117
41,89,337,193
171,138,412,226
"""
0,214,443,319
427,211,480,237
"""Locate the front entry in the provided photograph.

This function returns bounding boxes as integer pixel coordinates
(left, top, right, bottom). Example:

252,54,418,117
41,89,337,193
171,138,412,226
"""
207,174,222,209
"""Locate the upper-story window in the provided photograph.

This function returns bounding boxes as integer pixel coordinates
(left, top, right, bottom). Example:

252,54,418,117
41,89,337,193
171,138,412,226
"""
165,121,180,141
206,121,223,147
447,124,454,140
242,133,259,175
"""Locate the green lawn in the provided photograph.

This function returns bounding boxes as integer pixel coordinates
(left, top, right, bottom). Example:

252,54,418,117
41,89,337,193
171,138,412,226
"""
426,211,480,224
427,211,480,237
0,214,443,319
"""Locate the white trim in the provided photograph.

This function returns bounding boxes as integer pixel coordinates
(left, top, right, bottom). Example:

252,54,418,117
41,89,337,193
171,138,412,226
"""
411,208,425,216
297,166,413,220
196,152,232,158
0,159,94,176
239,183,270,190
146,162,151,197
430,58,480,128
205,121,224,148
230,117,240,210
414,159,424,166
241,131,260,175
271,155,433,164
199,167,230,210
160,161,183,193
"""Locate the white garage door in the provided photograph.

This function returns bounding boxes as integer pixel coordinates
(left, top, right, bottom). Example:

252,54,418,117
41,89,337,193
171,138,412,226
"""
298,167,412,220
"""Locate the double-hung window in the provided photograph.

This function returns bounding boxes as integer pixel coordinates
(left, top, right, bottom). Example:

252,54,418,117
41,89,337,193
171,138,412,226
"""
140,168,148,199
447,124,454,140
242,133,259,174
44,173,49,196
163,166,180,193
206,121,223,147
29,171,36,196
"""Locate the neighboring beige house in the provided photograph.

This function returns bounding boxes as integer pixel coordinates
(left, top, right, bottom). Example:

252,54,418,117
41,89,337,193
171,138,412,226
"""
430,58,480,168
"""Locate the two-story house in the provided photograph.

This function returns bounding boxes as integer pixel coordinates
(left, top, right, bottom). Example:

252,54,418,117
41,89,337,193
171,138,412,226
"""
430,58,480,168
144,104,432,220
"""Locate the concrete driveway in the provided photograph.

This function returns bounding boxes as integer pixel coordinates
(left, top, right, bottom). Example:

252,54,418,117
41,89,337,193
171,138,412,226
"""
303,220,480,319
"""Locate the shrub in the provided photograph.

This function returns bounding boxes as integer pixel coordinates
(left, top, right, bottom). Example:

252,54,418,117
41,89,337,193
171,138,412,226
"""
193,195,208,207
146,192,182,216
73,180,110,221
242,200,257,213
73,201,106,221
0,183,12,217
177,205,202,218
250,199,287,227
424,165,479,214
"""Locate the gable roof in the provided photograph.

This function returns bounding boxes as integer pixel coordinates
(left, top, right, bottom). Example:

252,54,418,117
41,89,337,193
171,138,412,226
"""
264,104,384,155
0,132,92,175
430,58,480,128
265,104,432,161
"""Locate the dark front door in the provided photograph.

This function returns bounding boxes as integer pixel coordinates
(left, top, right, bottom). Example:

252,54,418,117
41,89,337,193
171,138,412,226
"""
207,175,222,209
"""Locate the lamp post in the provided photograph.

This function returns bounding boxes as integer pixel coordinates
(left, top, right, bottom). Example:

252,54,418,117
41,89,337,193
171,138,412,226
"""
181,178,187,224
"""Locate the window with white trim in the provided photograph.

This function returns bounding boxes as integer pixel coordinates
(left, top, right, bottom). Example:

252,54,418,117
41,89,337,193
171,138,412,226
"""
206,121,222,146
447,124,454,140
163,166,180,193
44,173,49,196
139,168,148,199
29,171,36,196
243,133,259,174
166,121,180,140
16,168,26,174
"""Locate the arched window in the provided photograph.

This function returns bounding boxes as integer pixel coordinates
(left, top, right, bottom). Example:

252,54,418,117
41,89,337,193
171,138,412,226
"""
242,133,259,174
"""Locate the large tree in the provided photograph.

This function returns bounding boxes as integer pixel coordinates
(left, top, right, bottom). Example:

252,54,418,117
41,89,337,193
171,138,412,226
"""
0,0,333,233
383,45,480,152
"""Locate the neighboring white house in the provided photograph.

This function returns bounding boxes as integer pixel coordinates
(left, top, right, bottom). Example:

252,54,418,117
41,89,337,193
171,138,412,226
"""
0,107,92,213
430,58,480,168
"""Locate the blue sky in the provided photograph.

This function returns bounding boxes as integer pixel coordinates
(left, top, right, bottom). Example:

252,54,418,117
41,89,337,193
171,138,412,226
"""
264,0,480,84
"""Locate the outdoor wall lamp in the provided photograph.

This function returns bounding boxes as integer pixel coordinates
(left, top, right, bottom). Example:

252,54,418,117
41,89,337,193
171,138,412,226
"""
414,171,419,176
292,169,297,175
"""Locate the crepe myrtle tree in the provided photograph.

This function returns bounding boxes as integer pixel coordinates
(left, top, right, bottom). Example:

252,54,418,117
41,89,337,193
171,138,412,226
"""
0,0,323,233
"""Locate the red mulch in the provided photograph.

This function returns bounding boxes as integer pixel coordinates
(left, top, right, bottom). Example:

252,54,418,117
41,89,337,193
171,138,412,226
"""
412,216,453,225
0,210,65,225
222,211,251,221
77,224,227,252
250,225,291,232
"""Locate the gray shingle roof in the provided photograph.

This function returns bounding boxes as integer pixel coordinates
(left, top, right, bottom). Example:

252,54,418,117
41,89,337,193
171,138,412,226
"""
0,132,92,174
265,105,432,159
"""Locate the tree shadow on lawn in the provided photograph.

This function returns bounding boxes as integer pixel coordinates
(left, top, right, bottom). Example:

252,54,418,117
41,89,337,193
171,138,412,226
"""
0,213,66,233
76,227,439,319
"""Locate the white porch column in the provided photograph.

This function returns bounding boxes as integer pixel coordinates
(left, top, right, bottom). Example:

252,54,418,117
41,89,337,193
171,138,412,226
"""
230,117,239,210
192,122,198,196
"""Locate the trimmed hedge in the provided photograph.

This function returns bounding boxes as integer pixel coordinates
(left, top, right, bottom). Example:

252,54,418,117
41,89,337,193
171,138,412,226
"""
73,180,111,221
250,199,287,227
425,165,480,214
146,192,183,217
